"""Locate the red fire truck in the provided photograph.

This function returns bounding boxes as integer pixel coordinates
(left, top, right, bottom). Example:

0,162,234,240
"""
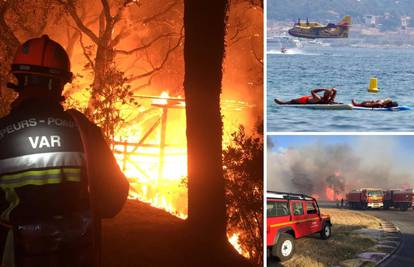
383,189,413,211
346,188,383,209
267,191,332,261
412,189,414,209
409,189,414,210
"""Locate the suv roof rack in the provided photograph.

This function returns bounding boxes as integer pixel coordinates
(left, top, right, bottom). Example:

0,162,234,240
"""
267,191,314,201
349,188,381,192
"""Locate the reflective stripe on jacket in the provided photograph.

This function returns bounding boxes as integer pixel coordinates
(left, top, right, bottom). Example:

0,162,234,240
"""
0,101,88,267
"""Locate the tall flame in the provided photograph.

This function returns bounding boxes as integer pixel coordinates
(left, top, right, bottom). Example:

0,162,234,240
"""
110,91,254,257
325,187,335,201
113,91,188,218
228,233,249,258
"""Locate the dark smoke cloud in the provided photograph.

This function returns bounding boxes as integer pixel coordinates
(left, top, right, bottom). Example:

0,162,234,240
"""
268,137,414,199
267,136,275,151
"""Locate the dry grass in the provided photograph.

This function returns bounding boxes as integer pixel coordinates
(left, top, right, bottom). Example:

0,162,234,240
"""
280,208,382,267
326,208,382,230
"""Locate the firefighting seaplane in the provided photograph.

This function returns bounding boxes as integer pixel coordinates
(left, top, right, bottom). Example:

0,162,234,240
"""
288,16,351,39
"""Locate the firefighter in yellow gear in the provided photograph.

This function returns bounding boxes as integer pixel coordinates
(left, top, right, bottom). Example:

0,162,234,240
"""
0,35,129,267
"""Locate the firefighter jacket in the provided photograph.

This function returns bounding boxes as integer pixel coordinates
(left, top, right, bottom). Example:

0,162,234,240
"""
0,99,129,266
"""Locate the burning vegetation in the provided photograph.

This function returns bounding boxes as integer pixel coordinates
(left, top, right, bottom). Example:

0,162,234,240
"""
0,0,263,265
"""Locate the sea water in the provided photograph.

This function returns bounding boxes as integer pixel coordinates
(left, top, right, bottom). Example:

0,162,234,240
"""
267,45,414,132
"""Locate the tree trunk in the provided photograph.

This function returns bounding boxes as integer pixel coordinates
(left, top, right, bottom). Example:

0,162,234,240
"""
184,1,252,265
87,37,113,116
184,0,227,242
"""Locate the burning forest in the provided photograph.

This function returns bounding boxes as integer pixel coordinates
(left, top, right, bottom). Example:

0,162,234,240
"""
268,136,414,201
0,0,263,266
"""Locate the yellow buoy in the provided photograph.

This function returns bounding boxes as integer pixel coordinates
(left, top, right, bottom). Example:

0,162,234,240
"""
368,77,379,93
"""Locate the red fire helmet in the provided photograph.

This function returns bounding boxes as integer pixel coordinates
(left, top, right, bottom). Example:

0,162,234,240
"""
11,35,73,83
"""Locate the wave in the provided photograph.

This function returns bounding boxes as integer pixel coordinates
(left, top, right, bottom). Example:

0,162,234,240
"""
267,48,319,56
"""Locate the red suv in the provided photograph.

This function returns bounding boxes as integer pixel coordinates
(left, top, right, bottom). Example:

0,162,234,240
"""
267,191,332,261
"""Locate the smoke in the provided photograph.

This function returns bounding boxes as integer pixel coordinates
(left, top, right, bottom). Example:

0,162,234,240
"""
268,137,414,200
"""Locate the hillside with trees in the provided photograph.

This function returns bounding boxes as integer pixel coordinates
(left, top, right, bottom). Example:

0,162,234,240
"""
268,0,414,28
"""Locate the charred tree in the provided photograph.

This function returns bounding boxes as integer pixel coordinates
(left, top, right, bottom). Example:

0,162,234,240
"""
57,0,126,116
57,0,183,139
184,0,227,242
184,1,251,266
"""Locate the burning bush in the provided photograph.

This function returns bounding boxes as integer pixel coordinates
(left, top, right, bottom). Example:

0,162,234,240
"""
86,64,138,141
223,123,263,266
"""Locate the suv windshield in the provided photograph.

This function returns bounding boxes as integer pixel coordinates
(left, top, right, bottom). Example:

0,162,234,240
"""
292,202,304,215
306,201,318,214
267,201,290,217
367,191,383,197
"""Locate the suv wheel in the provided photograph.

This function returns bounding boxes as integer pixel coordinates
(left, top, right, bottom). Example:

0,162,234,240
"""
272,233,295,261
400,204,408,211
320,223,331,239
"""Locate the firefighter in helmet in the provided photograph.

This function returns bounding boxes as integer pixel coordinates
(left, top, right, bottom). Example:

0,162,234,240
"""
0,35,129,266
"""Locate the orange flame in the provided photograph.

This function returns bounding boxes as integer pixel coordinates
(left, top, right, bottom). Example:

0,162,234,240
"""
325,187,335,201
228,233,249,258
113,91,188,218
109,91,253,257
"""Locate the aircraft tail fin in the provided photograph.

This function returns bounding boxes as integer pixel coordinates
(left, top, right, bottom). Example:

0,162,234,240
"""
338,16,352,27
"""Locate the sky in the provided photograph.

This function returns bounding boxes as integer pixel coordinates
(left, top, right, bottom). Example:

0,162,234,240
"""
269,135,414,157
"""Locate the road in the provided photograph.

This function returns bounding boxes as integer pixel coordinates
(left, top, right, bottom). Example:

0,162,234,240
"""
318,202,414,267
365,209,414,267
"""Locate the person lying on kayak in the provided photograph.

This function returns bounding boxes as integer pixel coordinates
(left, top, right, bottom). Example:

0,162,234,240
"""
352,98,398,108
275,88,337,105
